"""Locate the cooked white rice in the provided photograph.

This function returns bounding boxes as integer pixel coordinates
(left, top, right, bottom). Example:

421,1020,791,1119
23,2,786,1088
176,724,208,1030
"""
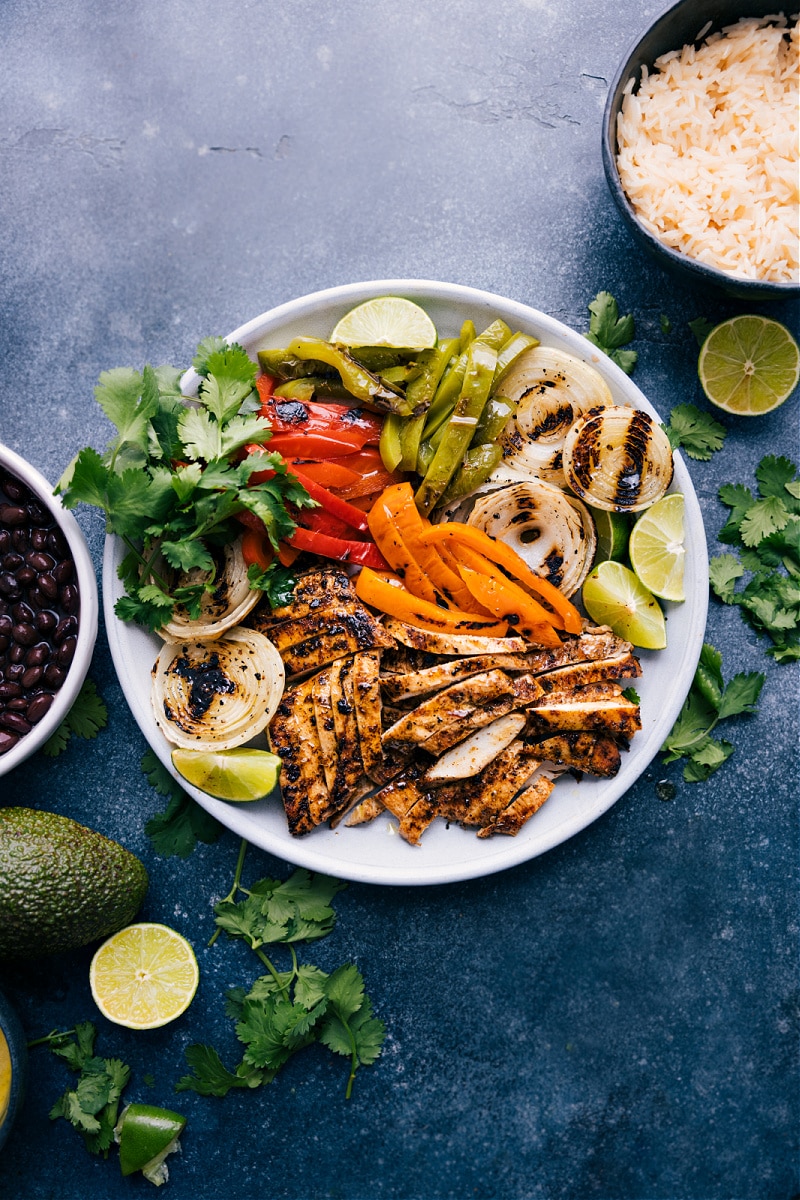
616,15,799,283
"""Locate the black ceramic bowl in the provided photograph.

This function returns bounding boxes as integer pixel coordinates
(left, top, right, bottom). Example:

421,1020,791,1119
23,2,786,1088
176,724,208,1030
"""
602,0,800,301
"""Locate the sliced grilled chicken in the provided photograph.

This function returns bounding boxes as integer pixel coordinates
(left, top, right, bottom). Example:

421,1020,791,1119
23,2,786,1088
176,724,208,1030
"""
258,566,360,624
267,677,333,836
280,617,395,677
331,655,365,809
351,651,385,782
476,773,555,838
433,740,543,827
525,696,642,738
382,670,515,747
423,713,527,782
383,618,529,657
536,653,640,694
527,732,622,777
312,663,339,791
347,763,436,845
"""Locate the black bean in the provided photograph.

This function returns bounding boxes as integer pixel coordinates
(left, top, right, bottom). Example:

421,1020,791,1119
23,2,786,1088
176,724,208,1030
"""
0,730,19,754
26,551,54,572
43,664,65,688
7,697,29,712
5,663,24,682
0,532,9,554
0,505,27,526
0,682,22,701
0,636,8,653
9,644,26,664
13,623,36,646
11,602,33,624
26,642,50,666
60,583,79,614
30,528,48,551
57,636,77,667
11,529,28,552
54,558,74,585
16,566,36,586
27,692,54,724
47,529,68,556
21,666,43,689
0,615,10,637
54,616,77,644
0,711,31,735
28,588,50,611
2,478,26,502
38,572,58,599
0,573,21,599
2,554,23,572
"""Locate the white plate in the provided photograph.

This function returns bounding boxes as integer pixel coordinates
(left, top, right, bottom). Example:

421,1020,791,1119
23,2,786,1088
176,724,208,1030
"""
103,279,708,887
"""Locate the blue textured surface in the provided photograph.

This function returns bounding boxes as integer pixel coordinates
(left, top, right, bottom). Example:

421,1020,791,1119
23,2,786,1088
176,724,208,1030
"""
0,2,798,1198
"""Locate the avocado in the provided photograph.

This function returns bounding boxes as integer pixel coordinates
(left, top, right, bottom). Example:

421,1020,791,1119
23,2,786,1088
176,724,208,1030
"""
0,808,148,960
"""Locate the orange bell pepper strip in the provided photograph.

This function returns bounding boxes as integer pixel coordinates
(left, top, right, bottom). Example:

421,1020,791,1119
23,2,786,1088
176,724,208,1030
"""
377,482,484,613
419,522,583,635
355,568,509,636
451,544,566,630
456,564,562,648
367,495,442,606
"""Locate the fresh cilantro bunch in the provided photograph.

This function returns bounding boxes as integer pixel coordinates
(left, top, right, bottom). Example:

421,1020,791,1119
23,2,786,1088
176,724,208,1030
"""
40,1022,131,1155
141,749,223,858
584,291,637,375
662,403,726,461
661,643,764,781
58,339,315,631
709,455,800,662
177,851,385,1100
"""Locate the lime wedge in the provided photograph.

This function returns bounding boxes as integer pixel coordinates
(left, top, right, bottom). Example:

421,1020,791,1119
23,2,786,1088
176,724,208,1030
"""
331,296,437,349
629,493,686,602
172,746,281,801
116,1103,187,1181
590,506,631,564
581,561,667,650
698,315,800,415
90,923,199,1030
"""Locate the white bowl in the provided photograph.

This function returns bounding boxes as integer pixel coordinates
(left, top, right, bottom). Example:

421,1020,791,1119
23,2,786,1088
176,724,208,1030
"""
0,444,99,776
104,279,708,886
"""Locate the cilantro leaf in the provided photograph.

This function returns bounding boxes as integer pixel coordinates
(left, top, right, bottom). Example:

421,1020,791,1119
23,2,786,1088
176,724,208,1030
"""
175,1045,263,1096
142,750,222,858
44,1024,131,1157
584,291,638,374
41,679,108,758
689,316,716,346
662,403,726,461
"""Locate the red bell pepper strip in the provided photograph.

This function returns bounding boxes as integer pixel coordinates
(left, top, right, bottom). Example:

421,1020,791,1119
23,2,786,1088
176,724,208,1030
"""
283,458,362,489
267,431,366,459
287,465,371,534
287,525,389,569
258,386,383,443
240,528,274,571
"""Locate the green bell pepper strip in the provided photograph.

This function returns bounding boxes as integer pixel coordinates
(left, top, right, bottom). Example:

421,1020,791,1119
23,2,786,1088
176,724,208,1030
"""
493,331,539,386
416,439,435,475
257,347,337,380
273,376,352,402
396,339,458,471
286,338,414,415
415,339,497,515
458,319,477,350
470,395,518,447
379,413,405,473
438,443,504,506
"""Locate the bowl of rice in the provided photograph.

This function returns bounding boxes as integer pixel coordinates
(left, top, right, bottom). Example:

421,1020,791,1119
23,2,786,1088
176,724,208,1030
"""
602,1,799,299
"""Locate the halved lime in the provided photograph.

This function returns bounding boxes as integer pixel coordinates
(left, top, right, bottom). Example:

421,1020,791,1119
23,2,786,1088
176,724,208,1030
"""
698,315,800,415
629,493,686,602
330,296,437,349
116,1103,186,1182
90,923,199,1030
581,561,667,650
172,747,281,801
590,506,631,564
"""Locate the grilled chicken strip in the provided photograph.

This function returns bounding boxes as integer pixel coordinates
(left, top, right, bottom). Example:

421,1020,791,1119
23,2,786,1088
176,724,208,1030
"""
255,566,360,624
312,662,339,791
351,650,385,782
382,669,515,747
526,732,622,777
433,740,543,828
525,696,641,738
536,652,640,694
476,774,555,838
383,618,529,657
346,762,436,845
267,677,333,836
331,655,365,809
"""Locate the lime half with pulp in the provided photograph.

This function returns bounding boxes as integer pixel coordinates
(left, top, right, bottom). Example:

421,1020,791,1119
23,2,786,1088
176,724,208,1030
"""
698,315,800,415
90,923,199,1030
331,296,437,349
629,493,686,602
582,560,667,650
172,747,281,801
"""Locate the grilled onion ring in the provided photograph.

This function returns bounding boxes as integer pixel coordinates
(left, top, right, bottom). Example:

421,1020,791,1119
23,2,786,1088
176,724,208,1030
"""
157,536,260,640
498,347,613,484
151,628,285,751
466,480,596,598
562,405,674,512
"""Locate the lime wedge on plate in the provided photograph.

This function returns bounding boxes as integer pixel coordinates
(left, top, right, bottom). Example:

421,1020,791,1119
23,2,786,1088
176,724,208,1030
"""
590,506,631,564
582,560,667,650
331,296,437,349
116,1103,186,1182
629,493,686,602
698,315,800,415
90,923,199,1030
172,746,281,801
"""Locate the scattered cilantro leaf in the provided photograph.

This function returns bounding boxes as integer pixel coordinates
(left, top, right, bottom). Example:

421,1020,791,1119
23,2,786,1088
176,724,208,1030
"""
584,291,638,374
42,1023,131,1157
660,314,672,335
710,455,800,661
661,642,765,781
142,749,223,858
689,316,716,346
662,403,726,461
179,845,384,1099
40,678,108,758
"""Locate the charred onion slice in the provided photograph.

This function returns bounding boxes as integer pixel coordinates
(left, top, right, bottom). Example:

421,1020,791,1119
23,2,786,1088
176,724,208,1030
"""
562,405,674,513
151,628,285,751
498,347,613,484
157,536,260,641
466,481,596,598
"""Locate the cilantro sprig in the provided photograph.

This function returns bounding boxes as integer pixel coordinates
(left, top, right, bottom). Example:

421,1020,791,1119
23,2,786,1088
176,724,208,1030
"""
177,844,385,1100
58,340,315,631
584,291,638,375
661,643,764,781
34,1022,131,1156
141,749,223,858
662,403,727,461
40,678,108,757
709,455,800,662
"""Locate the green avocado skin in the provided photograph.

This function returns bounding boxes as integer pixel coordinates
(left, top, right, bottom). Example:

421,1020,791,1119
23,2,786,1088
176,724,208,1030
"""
0,808,148,960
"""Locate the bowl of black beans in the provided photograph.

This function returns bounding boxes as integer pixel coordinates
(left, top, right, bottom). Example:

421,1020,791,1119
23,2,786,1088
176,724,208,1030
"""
0,444,98,773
